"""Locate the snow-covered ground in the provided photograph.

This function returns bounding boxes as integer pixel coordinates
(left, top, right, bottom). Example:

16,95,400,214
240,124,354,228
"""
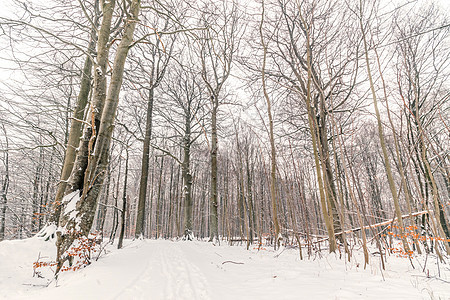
0,237,449,299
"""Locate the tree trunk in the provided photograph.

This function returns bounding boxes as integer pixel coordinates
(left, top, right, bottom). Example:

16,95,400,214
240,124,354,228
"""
135,85,154,238
0,126,9,241
209,98,219,242
299,7,337,252
182,112,193,240
49,29,96,225
245,147,255,244
156,156,164,239
118,147,129,249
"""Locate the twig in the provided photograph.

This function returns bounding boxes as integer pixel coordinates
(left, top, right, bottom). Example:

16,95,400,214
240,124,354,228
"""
222,261,244,265
274,247,286,258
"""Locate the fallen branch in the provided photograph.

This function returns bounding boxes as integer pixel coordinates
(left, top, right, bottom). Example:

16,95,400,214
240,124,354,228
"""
222,261,244,265
284,211,429,246
335,210,429,236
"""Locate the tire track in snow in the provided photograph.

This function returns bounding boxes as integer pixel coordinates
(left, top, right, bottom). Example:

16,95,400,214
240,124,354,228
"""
112,244,155,299
159,242,211,300
113,241,211,300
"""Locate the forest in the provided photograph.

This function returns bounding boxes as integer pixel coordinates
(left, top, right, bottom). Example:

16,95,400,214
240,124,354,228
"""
0,0,449,298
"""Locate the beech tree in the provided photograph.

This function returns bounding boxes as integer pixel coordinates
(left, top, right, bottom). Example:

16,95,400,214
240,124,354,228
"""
197,0,242,242
155,60,208,240
259,0,281,249
55,0,141,274
393,3,450,249
132,11,177,239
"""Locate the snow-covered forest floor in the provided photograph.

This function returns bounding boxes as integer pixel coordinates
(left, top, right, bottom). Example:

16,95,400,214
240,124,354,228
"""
1,238,449,299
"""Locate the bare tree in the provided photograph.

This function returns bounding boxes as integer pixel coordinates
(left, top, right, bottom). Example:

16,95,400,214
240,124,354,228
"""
0,124,9,241
158,61,207,240
197,0,241,243
132,11,177,238
55,0,141,274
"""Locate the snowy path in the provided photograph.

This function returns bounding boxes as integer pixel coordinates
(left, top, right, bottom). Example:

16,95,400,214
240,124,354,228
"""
1,238,449,299
114,241,211,300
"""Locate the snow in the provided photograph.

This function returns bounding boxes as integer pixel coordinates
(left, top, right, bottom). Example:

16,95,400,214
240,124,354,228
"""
0,238,449,300
35,223,58,241
63,190,80,220
95,67,102,77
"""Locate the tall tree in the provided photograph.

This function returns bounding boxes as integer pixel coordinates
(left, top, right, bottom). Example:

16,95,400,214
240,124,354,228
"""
394,4,450,245
153,59,207,240
259,0,281,249
358,0,410,253
55,0,141,274
133,19,175,239
0,124,9,241
198,0,241,243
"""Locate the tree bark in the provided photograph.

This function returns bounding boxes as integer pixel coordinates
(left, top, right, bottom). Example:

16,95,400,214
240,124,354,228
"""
182,110,193,240
209,97,219,242
49,29,96,225
135,86,154,238
118,147,129,249
0,126,9,241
